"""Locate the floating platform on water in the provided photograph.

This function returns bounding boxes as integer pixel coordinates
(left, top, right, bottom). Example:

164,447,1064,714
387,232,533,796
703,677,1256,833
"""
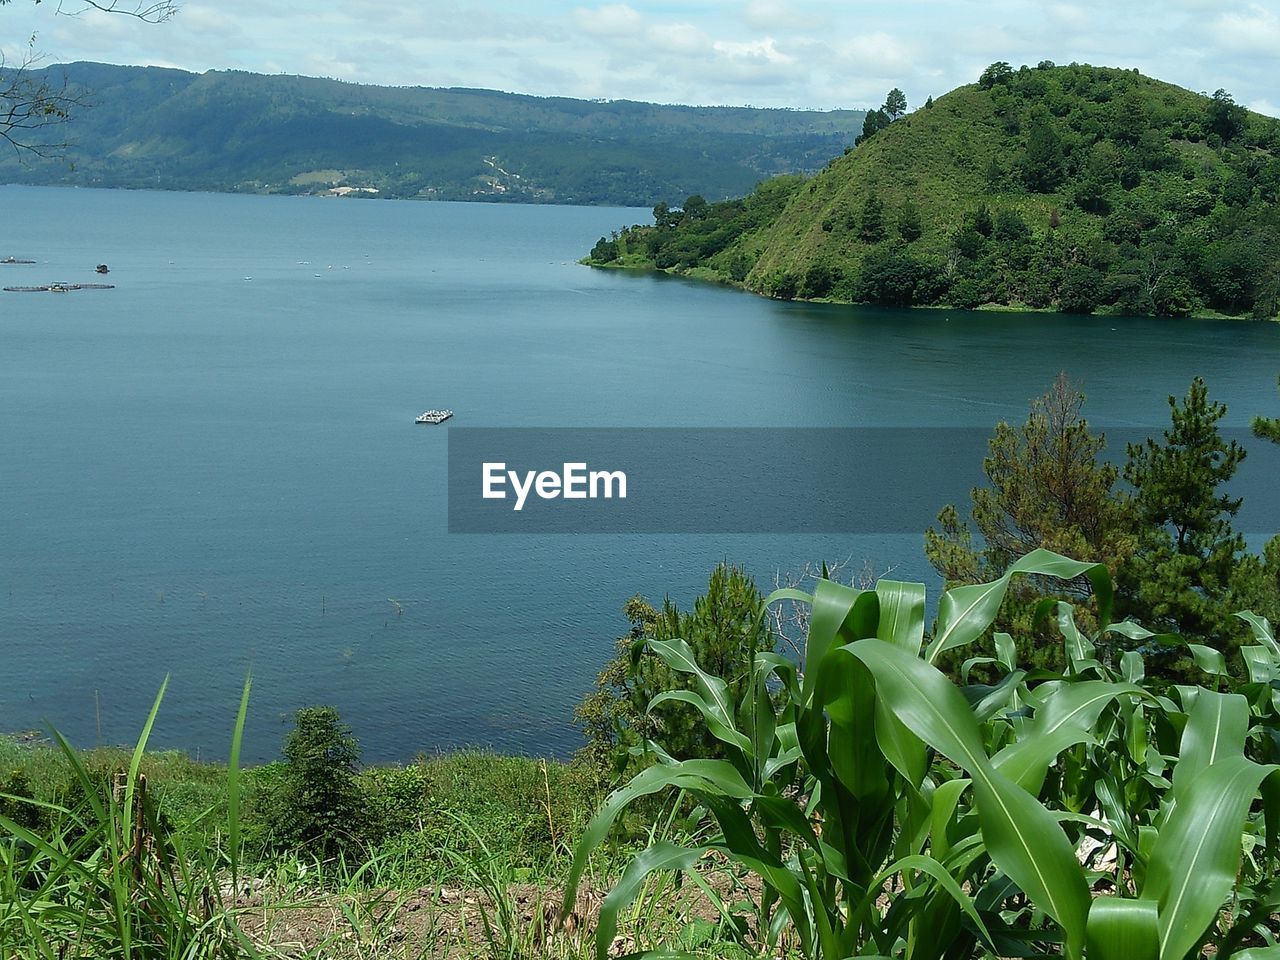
3,283,115,293
415,409,453,424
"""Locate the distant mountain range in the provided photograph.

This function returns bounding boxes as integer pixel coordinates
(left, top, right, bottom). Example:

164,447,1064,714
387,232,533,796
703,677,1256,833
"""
0,62,865,206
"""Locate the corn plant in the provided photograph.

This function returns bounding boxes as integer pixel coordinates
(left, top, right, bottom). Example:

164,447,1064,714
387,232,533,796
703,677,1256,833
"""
564,549,1280,960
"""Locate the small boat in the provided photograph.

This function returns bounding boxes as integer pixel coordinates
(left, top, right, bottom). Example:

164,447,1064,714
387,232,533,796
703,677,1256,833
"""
95,264,110,274
1,256,35,265
415,409,453,424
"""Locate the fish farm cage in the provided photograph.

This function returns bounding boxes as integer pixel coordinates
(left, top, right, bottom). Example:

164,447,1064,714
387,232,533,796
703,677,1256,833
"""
3,283,116,293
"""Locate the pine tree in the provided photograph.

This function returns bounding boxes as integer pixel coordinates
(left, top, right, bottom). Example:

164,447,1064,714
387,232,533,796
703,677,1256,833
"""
926,376,1133,673
574,565,772,777
1120,378,1269,670
1020,109,1066,192
927,374,1131,588
856,108,888,145
882,88,907,121
860,192,887,243
897,198,923,242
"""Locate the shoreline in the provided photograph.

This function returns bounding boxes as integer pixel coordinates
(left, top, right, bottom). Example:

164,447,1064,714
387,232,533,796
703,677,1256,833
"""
582,259,1279,322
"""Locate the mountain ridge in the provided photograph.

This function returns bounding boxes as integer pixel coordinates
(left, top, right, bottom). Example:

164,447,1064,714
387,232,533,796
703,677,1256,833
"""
0,61,865,205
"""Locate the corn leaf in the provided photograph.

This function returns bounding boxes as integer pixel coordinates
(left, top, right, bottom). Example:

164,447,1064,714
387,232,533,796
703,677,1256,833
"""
1143,757,1279,960
1086,897,1159,960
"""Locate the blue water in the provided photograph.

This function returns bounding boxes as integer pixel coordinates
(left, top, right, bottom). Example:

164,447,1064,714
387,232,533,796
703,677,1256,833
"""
2,186,1278,762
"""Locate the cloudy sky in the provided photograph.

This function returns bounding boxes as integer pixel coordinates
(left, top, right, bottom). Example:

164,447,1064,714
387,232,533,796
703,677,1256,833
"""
4,0,1278,116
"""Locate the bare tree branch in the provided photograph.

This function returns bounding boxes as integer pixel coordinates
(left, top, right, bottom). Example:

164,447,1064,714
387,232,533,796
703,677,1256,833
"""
0,47,85,159
767,557,898,665
0,0,175,155
55,0,177,23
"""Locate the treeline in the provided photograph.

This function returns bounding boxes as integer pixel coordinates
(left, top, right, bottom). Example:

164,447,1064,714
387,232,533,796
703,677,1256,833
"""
589,175,805,274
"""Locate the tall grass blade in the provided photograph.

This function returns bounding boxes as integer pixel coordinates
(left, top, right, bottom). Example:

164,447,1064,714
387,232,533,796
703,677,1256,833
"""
124,674,170,836
227,672,252,889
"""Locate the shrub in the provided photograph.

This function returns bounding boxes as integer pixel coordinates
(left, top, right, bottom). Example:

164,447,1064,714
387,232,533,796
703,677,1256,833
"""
1059,265,1104,313
764,271,800,300
0,767,44,832
271,705,367,857
856,248,939,306
948,277,984,309
589,237,619,262
575,565,773,781
801,262,837,298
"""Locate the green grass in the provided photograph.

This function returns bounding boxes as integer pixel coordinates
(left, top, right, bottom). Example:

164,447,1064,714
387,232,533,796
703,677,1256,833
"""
0,726,740,960
1,738,603,889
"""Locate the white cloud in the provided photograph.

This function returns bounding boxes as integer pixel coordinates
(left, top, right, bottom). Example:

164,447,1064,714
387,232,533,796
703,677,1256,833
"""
0,0,1274,114
835,32,915,74
1209,4,1280,57
741,0,826,31
712,36,795,65
573,4,644,37
649,22,705,54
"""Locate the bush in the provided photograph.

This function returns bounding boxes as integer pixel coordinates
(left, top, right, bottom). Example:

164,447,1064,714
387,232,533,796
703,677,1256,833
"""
1058,265,1104,313
992,208,1031,244
271,706,367,856
764,271,800,300
948,277,984,309
856,248,941,306
589,237,619,262
575,565,772,781
0,767,44,831
801,262,837,298
726,251,754,282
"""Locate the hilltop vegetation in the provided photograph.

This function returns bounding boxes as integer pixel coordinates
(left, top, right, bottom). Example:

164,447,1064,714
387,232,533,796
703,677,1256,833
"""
588,62,1280,318
0,62,864,205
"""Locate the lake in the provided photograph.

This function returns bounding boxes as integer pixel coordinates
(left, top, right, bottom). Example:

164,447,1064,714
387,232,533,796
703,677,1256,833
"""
2,185,1278,762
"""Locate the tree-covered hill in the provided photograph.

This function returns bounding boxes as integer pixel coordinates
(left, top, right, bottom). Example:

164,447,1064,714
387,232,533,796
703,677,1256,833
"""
587,62,1280,319
0,62,864,205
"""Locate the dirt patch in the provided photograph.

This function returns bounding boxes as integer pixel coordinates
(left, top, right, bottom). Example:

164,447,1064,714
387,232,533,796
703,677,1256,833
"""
231,869,755,960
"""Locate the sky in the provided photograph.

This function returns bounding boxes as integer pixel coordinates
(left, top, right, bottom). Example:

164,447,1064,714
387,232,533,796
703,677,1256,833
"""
4,0,1278,116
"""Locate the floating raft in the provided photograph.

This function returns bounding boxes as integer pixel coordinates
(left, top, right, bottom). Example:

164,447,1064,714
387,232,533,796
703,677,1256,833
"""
3,283,115,293
415,409,454,424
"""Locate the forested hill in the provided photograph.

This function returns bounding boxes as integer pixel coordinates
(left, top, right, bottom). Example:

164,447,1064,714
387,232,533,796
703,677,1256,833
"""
588,63,1280,319
0,62,864,205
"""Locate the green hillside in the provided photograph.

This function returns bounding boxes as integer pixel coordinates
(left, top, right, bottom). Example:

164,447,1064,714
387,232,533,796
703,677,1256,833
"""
588,62,1280,318
0,62,864,205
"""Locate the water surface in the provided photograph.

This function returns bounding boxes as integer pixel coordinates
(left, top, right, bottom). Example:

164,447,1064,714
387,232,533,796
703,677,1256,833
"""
3,186,1278,761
